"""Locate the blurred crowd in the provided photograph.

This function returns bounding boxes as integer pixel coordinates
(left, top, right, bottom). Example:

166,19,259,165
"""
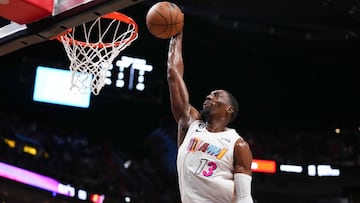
0,110,359,202
246,126,360,166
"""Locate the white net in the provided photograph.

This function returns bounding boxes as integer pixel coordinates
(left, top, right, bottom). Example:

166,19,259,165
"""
57,12,138,95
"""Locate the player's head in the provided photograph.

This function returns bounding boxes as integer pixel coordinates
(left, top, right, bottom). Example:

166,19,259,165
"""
200,89,239,124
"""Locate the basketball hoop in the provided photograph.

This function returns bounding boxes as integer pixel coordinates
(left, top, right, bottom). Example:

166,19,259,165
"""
56,11,138,95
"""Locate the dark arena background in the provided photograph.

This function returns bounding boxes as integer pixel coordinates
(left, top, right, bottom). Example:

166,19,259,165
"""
0,0,359,202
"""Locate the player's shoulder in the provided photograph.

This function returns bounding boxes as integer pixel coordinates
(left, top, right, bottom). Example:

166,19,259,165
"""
235,136,248,143
230,129,249,145
234,136,251,151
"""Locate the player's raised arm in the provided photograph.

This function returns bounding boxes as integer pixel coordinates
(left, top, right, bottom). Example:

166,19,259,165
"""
167,33,200,145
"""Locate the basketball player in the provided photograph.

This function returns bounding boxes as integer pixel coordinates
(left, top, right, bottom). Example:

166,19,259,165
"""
166,32,254,203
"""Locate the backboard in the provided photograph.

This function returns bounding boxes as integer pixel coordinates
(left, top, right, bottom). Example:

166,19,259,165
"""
0,0,144,56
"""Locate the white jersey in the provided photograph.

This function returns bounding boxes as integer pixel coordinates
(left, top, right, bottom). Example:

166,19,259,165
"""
177,120,242,203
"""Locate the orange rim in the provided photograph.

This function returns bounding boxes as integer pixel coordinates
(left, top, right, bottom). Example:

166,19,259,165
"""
56,11,138,48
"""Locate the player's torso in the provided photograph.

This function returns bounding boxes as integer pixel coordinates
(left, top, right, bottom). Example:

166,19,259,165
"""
177,120,241,202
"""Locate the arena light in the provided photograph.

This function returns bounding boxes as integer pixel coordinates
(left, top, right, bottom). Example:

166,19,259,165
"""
3,138,15,148
251,159,276,173
23,144,37,156
307,164,340,177
317,165,340,177
58,183,75,197
279,164,303,173
78,189,88,200
90,193,105,203
114,56,153,91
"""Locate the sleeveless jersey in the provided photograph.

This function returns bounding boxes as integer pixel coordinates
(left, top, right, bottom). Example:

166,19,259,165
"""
177,120,242,203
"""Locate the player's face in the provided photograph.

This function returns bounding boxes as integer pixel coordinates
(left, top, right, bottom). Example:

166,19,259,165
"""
201,90,230,119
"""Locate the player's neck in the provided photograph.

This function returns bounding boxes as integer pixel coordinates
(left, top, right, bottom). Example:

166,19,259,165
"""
205,122,225,132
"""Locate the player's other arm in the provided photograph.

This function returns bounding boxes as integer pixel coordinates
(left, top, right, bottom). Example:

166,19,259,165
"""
233,138,254,203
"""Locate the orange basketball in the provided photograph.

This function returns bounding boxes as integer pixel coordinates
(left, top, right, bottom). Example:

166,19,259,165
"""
146,1,184,39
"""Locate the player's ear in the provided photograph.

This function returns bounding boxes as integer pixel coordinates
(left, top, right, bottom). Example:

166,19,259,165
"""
226,105,234,114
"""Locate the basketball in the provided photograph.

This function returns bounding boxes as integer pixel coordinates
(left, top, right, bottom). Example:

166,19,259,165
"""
146,1,184,39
